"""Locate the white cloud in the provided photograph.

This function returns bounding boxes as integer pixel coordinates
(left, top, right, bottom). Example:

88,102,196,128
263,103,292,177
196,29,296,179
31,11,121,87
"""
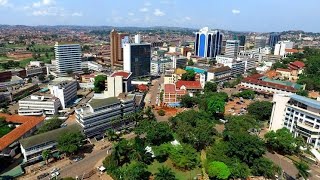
128,12,134,16
184,16,191,21
139,7,148,12
33,0,55,8
231,9,240,14
42,0,55,6
154,9,165,16
0,0,8,6
144,2,151,6
72,12,82,17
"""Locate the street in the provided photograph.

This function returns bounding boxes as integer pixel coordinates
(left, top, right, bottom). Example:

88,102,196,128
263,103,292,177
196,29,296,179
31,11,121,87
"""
145,75,164,107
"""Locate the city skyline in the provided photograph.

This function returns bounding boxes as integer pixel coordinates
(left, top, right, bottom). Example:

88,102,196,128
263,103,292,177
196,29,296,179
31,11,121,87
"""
0,0,320,32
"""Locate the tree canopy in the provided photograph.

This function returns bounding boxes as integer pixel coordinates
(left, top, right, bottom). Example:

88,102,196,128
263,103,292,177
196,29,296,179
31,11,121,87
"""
154,166,177,180
234,90,255,99
93,75,106,93
207,161,231,180
181,69,196,81
57,131,85,155
204,82,218,93
247,101,273,121
36,116,63,134
251,157,280,178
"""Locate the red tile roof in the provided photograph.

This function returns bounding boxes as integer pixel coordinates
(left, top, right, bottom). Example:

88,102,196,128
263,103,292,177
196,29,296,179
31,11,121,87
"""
276,68,292,72
289,61,305,70
0,114,45,151
164,84,186,94
137,84,148,92
285,49,299,53
242,74,297,92
111,71,131,79
176,80,202,90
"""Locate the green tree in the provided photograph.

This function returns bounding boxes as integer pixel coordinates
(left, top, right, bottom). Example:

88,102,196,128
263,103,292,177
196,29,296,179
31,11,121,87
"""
27,77,32,83
181,69,196,81
227,132,266,165
121,161,150,180
247,101,273,121
157,109,165,116
48,74,55,80
154,166,177,180
234,90,255,99
36,117,63,134
105,129,120,142
271,61,288,70
204,82,218,93
264,128,303,155
57,131,85,155
251,157,280,179
146,122,173,146
229,161,251,179
169,144,200,170
207,161,231,180
38,74,46,81
179,94,196,108
144,106,155,120
42,150,51,164
295,161,310,180
187,59,194,66
296,89,308,97
93,75,106,93
66,69,73,76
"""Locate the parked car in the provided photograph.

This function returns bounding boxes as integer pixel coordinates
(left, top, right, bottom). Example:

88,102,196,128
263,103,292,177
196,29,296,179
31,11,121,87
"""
72,157,83,162
37,173,49,180
50,171,60,179
51,168,60,174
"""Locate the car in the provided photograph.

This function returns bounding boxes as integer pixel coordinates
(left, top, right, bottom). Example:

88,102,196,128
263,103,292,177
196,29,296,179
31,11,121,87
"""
51,168,60,173
50,171,60,179
37,173,49,180
72,157,83,162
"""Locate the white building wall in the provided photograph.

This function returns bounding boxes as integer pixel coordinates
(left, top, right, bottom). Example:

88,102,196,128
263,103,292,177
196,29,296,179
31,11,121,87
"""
269,94,291,131
123,44,131,72
105,76,123,98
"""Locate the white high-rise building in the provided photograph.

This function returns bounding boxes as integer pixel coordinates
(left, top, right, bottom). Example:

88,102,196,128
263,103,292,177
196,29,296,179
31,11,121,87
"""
135,34,141,44
274,41,294,56
225,40,240,58
54,43,82,77
194,27,223,58
269,94,320,149
50,80,78,109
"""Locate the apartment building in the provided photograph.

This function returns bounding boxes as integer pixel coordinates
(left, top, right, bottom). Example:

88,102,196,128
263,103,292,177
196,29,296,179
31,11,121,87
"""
207,66,231,83
75,94,136,138
50,80,78,109
18,94,61,116
269,94,320,149
20,124,81,164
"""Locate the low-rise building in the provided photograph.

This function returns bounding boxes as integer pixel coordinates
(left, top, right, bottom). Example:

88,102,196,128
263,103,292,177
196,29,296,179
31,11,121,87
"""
269,94,320,149
240,74,305,95
25,61,47,77
207,66,231,82
50,80,78,109
87,61,104,72
176,80,203,97
163,84,187,106
20,124,81,164
75,94,136,138
276,68,299,81
18,94,61,116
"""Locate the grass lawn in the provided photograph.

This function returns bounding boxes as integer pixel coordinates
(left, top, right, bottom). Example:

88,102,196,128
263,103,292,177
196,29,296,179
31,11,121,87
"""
0,126,13,138
148,159,201,180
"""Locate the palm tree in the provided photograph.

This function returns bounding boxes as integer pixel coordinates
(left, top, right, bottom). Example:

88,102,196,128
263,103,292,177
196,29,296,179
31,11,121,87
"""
295,161,310,180
105,129,119,142
154,166,177,180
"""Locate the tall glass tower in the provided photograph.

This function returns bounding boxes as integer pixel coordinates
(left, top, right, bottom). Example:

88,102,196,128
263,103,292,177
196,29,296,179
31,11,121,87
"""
268,33,281,48
195,27,223,58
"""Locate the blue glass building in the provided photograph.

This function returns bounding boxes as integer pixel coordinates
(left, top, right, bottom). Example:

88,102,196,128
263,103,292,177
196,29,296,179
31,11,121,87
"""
268,33,281,48
195,27,223,58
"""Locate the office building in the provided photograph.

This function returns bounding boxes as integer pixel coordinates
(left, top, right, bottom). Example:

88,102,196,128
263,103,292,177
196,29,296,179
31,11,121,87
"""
151,59,172,76
254,37,266,48
225,40,240,58
172,57,188,69
50,81,78,109
236,35,246,46
274,41,294,56
110,29,129,67
268,33,281,48
207,66,231,83
123,43,151,77
54,43,82,77
110,71,132,93
18,94,61,116
20,124,81,164
195,27,223,58
75,94,136,137
269,94,320,149
26,61,47,77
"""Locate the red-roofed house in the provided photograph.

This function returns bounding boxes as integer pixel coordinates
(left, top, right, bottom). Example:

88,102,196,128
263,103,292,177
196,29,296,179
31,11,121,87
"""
110,71,133,92
0,114,44,157
137,84,148,92
285,49,299,55
288,61,305,74
276,68,299,81
164,84,187,105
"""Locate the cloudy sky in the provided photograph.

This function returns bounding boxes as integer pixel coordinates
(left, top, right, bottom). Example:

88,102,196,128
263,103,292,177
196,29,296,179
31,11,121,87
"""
0,0,319,32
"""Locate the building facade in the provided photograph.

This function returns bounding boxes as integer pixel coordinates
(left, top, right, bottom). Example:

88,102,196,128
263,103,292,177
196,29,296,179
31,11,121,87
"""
123,43,151,77
54,43,82,77
50,81,77,109
207,66,231,82
254,37,266,48
274,41,294,56
225,40,240,58
75,95,136,137
18,94,61,116
269,94,320,149
268,33,281,48
110,29,129,67
195,27,223,58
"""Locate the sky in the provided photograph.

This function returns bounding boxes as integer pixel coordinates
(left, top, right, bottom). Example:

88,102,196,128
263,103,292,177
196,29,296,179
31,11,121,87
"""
0,0,319,32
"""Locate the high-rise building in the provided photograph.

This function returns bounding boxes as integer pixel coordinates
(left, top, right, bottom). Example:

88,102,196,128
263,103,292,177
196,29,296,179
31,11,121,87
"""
268,33,281,48
236,35,246,46
225,40,240,58
274,41,294,56
269,94,320,149
254,37,266,48
195,27,223,58
50,80,78,109
123,43,151,77
110,29,129,67
54,43,82,77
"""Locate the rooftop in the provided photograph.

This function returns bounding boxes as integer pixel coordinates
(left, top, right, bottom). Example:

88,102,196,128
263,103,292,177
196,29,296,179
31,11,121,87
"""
290,94,320,110
89,97,120,110
111,71,132,79
176,80,202,90
19,124,81,149
208,66,231,73
0,114,45,151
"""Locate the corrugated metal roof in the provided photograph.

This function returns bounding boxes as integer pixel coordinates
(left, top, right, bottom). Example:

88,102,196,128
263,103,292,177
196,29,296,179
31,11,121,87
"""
290,94,320,110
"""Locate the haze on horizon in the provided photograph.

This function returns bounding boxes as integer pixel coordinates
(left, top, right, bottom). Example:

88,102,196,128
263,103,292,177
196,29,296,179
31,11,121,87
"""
0,0,319,32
